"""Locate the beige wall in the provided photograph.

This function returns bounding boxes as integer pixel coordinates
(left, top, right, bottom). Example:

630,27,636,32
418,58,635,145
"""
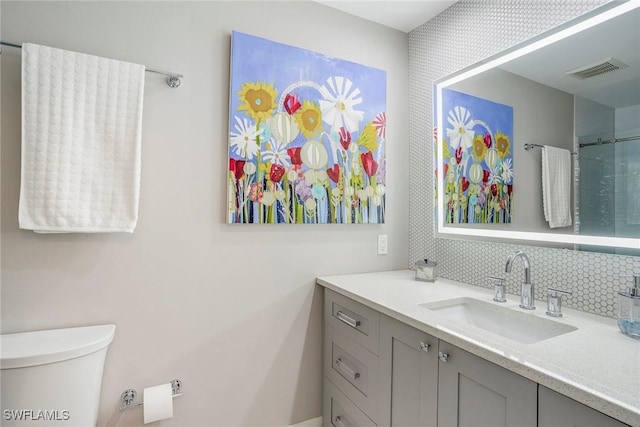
0,2,410,426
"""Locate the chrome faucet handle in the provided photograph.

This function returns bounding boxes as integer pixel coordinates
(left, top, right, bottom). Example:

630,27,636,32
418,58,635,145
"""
488,275,507,303
546,288,572,317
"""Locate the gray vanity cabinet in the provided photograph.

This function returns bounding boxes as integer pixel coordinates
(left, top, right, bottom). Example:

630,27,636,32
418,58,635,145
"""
323,289,630,427
437,340,537,427
378,315,536,427
538,386,629,427
379,316,438,427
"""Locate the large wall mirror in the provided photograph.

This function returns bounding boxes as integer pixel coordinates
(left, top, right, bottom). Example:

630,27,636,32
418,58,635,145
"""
434,1,639,253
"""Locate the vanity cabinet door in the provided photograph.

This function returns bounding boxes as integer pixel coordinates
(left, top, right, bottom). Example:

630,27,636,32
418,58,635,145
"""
379,316,438,427
538,386,630,427
437,340,537,427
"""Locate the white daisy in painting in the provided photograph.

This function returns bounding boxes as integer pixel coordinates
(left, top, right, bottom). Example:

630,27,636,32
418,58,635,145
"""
229,116,262,160
488,164,502,185
318,76,364,134
501,158,513,184
446,106,475,151
262,138,291,168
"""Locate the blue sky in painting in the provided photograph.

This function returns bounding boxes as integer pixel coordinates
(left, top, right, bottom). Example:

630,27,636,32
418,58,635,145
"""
442,88,513,144
229,31,387,147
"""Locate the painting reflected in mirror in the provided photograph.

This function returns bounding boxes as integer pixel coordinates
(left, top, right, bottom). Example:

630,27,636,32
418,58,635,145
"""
434,2,640,254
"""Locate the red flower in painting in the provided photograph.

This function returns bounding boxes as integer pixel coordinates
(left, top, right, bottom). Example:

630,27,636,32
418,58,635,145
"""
484,134,492,149
491,183,498,197
327,164,340,183
482,169,490,184
233,160,245,180
507,184,513,195
270,164,285,183
455,147,463,164
461,177,470,192
360,152,379,177
287,147,302,168
284,93,302,115
339,127,351,150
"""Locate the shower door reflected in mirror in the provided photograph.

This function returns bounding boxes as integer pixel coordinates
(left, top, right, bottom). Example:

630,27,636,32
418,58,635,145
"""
577,122,640,255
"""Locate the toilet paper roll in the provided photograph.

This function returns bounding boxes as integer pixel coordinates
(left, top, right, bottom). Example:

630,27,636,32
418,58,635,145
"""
143,383,174,424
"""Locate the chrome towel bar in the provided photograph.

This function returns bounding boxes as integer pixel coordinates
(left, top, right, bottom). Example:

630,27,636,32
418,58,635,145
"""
524,143,577,155
0,40,183,88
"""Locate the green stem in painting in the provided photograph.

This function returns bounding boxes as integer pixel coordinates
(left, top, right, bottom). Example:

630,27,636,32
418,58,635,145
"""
256,122,262,224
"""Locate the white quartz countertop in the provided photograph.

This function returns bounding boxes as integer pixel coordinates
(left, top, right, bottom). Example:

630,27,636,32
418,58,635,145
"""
317,270,640,426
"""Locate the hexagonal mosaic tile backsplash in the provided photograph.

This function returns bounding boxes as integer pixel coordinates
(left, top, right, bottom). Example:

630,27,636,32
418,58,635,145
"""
408,0,640,318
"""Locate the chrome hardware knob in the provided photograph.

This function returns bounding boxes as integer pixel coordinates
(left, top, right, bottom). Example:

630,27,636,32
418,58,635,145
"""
438,351,449,362
420,342,431,352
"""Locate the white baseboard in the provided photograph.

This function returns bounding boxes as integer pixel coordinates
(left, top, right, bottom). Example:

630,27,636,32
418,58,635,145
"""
289,416,322,427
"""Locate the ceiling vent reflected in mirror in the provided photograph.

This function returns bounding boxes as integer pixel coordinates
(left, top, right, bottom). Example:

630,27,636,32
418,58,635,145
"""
565,57,629,79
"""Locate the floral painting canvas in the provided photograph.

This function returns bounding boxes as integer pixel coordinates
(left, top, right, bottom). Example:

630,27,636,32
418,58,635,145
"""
440,88,513,224
227,31,387,224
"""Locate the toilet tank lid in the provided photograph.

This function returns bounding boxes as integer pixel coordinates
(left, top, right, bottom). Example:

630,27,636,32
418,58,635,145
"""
1,324,116,369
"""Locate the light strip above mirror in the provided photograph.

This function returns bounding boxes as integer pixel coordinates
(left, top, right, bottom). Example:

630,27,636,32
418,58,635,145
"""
434,0,640,250
435,1,639,89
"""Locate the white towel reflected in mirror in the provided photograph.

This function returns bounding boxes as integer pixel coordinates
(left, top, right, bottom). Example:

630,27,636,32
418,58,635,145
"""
541,145,572,228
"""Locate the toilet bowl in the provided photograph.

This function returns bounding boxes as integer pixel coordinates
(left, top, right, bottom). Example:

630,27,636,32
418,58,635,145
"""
1,324,116,426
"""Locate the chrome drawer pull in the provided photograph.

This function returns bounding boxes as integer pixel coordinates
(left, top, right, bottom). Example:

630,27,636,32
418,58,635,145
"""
335,358,360,380
420,342,431,352
438,351,449,363
334,415,346,427
336,311,361,329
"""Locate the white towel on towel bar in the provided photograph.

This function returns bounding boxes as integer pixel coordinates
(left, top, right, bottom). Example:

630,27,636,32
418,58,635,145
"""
541,145,572,228
19,43,145,233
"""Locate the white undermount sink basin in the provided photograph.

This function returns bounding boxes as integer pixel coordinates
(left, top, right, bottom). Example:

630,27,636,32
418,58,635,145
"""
420,297,577,344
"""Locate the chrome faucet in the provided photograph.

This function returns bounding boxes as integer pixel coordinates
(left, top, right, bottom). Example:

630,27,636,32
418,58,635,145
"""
505,250,535,310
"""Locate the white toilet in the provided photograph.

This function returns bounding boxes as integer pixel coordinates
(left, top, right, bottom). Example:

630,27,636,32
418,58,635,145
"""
1,324,116,426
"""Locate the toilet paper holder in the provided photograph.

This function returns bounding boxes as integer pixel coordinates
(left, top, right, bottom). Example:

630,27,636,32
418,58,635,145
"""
120,379,183,411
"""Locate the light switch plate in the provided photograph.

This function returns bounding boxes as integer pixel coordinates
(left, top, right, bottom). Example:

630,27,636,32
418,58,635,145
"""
378,234,388,255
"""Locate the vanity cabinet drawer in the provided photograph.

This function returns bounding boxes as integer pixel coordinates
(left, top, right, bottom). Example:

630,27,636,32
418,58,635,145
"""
324,326,379,421
323,378,376,427
325,289,380,355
